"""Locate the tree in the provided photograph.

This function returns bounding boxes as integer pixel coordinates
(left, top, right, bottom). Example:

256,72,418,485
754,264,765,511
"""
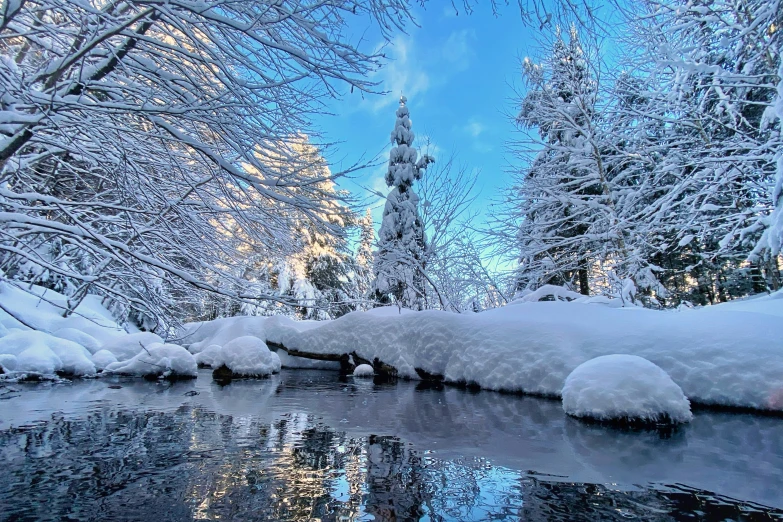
353,208,376,307
0,0,415,330
372,95,434,309
508,26,623,297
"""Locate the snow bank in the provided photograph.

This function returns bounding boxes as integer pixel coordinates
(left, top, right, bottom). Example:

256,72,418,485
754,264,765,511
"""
0,283,128,345
268,299,783,412
0,330,96,377
562,355,692,424
91,349,118,371
180,316,266,354
353,364,374,377
194,344,223,368
101,332,163,362
105,343,197,379
213,336,281,377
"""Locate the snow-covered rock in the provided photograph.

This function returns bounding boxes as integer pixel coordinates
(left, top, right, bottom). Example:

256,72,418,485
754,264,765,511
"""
194,344,222,368
105,343,197,379
561,355,692,425
0,354,17,372
180,316,266,354
214,336,281,377
91,350,118,371
101,332,163,362
353,364,374,377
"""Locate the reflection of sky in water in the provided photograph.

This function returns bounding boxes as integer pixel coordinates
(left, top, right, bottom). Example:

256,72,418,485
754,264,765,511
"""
1,369,782,521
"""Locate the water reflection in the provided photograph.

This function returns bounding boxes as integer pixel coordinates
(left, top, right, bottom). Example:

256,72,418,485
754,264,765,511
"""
0,371,782,521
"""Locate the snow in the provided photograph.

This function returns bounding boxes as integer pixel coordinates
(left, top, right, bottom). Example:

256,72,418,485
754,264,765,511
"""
101,332,163,362
266,297,783,412
0,330,95,377
91,349,118,371
180,316,266,354
51,328,102,354
353,364,374,377
561,354,692,424
214,336,281,377
0,283,128,345
104,343,197,379
194,344,223,368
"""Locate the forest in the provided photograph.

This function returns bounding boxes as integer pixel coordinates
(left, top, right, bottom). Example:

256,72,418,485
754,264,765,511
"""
0,0,779,334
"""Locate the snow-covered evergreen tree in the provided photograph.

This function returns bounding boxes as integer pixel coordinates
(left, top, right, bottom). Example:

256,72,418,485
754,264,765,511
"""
372,96,434,309
353,208,376,306
511,27,623,296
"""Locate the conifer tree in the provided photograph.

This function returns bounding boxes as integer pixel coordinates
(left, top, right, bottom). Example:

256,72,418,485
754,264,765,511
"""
372,96,434,308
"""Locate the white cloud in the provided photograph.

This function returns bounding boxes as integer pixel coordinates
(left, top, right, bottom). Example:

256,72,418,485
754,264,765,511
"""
464,119,486,138
442,29,477,71
368,36,430,113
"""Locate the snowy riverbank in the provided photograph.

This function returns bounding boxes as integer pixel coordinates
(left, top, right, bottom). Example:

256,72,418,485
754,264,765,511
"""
2,281,782,415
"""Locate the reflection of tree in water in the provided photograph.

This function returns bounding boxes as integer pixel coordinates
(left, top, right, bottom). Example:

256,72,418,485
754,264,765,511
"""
365,434,432,521
2,403,782,521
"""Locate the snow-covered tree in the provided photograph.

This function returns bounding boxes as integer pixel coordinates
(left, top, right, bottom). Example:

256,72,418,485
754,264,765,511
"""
0,0,414,330
508,27,624,296
353,208,376,306
372,96,434,309
609,0,782,304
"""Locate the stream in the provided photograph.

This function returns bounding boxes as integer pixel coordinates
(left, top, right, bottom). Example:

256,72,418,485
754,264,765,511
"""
1,369,782,521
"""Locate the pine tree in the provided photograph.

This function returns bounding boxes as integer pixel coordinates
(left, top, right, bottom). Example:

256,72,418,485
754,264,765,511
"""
354,208,376,304
372,96,434,309
513,27,621,296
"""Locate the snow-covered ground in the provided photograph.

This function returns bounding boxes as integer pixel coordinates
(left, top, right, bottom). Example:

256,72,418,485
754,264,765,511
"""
2,281,783,418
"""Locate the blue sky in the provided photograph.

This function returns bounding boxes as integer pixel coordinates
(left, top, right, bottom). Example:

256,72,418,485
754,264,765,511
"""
311,4,541,227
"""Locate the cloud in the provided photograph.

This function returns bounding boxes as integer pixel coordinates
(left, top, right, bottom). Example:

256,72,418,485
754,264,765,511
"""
442,29,477,72
463,119,486,138
368,36,430,113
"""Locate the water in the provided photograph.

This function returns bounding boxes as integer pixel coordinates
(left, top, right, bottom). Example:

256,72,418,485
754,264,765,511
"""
1,369,782,521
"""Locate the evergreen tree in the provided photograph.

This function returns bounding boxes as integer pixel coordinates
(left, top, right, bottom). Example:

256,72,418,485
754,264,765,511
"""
372,96,434,309
354,208,376,305
512,27,621,296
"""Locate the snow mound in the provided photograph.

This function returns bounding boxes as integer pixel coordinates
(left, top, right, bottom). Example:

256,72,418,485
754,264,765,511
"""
180,316,266,354
0,330,96,377
51,328,102,354
105,343,197,379
194,344,222,368
353,364,374,377
562,355,692,425
0,283,128,344
91,349,118,371
101,332,163,362
215,336,281,377
0,354,17,372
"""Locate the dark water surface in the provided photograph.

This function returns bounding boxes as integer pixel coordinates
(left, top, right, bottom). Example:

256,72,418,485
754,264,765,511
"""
1,369,782,521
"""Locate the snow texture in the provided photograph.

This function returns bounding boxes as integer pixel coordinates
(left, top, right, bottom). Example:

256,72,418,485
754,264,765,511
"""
353,364,374,377
267,295,783,412
91,349,118,371
101,332,164,362
561,354,692,424
105,343,197,379
0,330,95,377
194,345,223,368
214,336,281,377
